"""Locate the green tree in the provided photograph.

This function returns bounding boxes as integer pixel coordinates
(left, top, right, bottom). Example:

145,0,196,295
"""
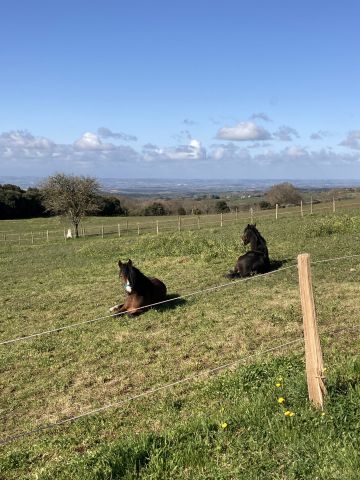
215,200,230,213
265,182,303,206
40,174,100,237
143,202,167,216
177,206,187,216
96,196,128,216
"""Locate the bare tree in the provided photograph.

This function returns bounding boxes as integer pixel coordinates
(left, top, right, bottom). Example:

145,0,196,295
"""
40,174,100,237
265,182,303,206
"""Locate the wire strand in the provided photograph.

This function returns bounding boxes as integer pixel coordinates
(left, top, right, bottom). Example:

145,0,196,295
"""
1,251,359,346
0,337,302,446
0,264,297,346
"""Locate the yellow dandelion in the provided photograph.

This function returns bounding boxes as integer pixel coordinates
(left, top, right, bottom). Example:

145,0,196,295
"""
221,422,228,429
321,412,326,417
275,382,281,387
284,410,295,417
277,397,285,404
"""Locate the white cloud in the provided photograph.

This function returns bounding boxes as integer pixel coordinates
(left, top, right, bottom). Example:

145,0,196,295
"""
339,130,360,150
74,132,115,151
216,121,271,141
273,126,299,141
142,139,206,162
284,146,308,157
97,127,137,142
0,130,54,152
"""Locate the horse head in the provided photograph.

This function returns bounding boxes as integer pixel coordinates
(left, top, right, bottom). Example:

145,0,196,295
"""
242,223,257,245
118,259,136,293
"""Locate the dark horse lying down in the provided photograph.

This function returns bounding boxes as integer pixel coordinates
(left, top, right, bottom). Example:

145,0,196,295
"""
227,224,270,278
109,259,167,315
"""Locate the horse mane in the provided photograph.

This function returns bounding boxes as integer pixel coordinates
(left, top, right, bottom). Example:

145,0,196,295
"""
247,224,267,246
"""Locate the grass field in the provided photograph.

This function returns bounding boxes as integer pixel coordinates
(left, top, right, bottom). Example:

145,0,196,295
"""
0,208,360,479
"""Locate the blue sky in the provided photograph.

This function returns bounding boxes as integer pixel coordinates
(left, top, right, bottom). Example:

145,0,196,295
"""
1,0,360,179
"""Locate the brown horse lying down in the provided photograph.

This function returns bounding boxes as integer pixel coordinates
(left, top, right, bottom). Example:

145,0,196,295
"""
109,259,167,315
227,224,270,278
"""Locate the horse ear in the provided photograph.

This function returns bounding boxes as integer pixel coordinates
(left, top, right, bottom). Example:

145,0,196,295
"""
118,260,123,268
127,259,132,266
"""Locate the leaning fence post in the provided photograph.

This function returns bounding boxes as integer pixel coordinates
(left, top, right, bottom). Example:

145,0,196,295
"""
297,253,326,409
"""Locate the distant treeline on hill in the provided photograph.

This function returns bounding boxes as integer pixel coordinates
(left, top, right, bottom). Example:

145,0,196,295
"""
0,184,128,220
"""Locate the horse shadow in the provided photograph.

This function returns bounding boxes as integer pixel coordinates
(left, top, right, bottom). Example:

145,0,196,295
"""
154,293,186,312
268,258,291,272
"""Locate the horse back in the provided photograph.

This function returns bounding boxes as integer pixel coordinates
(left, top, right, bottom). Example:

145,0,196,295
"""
149,277,167,300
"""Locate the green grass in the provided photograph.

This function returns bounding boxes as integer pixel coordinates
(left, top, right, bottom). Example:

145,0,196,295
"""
0,209,360,479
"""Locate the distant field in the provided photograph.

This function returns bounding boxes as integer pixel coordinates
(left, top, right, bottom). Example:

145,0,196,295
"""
0,196,359,241
0,209,360,479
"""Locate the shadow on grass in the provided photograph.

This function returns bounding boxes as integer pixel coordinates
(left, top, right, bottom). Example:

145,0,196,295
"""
154,293,186,312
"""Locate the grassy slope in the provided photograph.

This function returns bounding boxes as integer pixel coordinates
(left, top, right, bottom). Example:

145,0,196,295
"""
0,210,360,479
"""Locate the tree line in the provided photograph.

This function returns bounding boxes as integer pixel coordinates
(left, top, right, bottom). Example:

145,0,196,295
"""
1,174,306,237
0,180,128,221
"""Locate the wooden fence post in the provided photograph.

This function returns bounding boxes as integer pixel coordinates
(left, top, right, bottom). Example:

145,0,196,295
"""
276,204,278,220
156,220,159,235
332,197,336,213
101,226,104,238
178,216,181,232
197,216,200,229
235,207,238,220
250,208,254,223
297,253,326,409
46,230,49,242
118,224,121,237
220,213,223,227
137,223,140,235
31,232,34,245
126,220,129,234
300,200,304,217
310,197,313,215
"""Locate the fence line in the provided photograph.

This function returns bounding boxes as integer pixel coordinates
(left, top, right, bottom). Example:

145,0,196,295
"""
2,320,360,447
0,337,304,446
1,199,359,246
0,264,298,346
2,253,359,347
1,255,360,445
